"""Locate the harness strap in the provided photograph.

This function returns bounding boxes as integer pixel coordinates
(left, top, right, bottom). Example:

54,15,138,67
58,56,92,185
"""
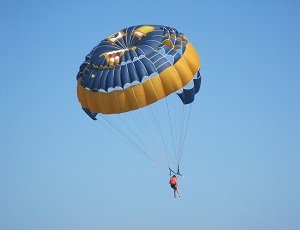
169,166,182,176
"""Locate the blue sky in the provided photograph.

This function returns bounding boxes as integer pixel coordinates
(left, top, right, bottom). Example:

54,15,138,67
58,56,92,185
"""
0,0,299,229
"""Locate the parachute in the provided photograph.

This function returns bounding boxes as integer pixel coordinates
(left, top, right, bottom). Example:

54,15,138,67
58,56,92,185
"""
76,25,201,175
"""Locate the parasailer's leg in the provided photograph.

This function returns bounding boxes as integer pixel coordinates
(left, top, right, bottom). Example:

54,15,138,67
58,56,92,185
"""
176,187,180,197
171,184,177,198
175,184,180,198
171,184,180,198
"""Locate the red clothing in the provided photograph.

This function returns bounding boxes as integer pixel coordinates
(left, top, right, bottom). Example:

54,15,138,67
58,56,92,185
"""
169,177,177,185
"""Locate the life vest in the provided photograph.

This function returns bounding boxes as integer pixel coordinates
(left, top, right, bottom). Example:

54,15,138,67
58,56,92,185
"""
169,177,177,185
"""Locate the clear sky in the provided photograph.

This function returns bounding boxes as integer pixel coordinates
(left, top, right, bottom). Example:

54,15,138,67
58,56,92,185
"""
0,0,299,229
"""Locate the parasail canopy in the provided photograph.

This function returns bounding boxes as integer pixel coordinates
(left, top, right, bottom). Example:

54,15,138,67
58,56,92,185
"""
77,25,201,117
76,25,202,175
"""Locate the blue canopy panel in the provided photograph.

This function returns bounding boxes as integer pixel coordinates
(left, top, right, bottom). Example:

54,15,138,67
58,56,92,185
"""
83,108,97,120
78,25,188,93
177,70,201,104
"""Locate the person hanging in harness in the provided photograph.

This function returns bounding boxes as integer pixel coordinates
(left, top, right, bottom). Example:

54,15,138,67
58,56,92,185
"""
169,175,180,198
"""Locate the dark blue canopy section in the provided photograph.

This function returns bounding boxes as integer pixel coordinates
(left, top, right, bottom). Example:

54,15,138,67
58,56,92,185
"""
177,70,201,104
77,25,187,92
83,108,97,120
